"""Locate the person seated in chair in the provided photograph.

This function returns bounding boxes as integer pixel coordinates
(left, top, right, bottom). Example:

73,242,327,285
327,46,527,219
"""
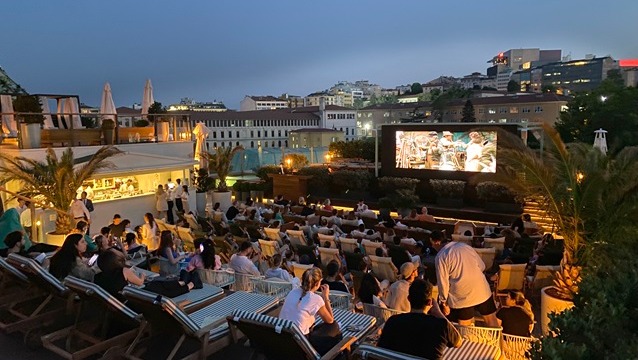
378,279,462,360
496,291,534,337
320,260,348,293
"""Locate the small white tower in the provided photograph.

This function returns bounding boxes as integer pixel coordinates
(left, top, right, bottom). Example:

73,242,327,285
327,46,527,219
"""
593,128,608,155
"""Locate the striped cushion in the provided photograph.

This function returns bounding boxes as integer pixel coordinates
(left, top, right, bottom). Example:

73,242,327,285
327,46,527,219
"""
63,276,139,321
0,257,28,283
7,253,67,295
229,309,320,360
122,286,201,336
171,283,224,311
355,344,425,360
443,341,500,360
315,308,376,341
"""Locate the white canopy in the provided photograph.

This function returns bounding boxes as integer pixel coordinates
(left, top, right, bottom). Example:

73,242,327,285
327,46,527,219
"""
192,122,212,168
141,79,154,117
0,95,17,136
39,96,55,129
99,82,117,127
63,97,83,129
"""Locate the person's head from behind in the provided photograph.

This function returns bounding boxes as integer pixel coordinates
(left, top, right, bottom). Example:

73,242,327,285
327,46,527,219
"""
125,233,137,248
400,262,418,283
75,221,88,234
358,224,365,232
326,260,340,278
410,208,417,218
238,241,253,256
300,267,323,299
269,253,283,269
122,219,131,229
463,230,472,236
100,227,111,237
95,235,110,251
522,213,532,222
199,239,216,269
393,235,401,246
112,214,122,225
299,254,311,265
97,248,126,273
408,279,433,311
4,231,23,251
159,230,174,250
358,272,382,304
323,241,331,248
375,247,384,257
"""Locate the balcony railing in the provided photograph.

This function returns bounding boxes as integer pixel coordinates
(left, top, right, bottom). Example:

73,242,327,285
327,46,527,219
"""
0,111,193,149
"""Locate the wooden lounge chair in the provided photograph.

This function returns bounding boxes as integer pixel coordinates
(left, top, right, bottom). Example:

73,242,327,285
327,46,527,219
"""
0,257,36,306
226,308,375,360
318,247,341,270
176,226,196,248
453,323,503,349
291,263,314,280
263,227,284,245
317,233,338,249
474,247,497,270
40,276,143,360
286,229,309,248
339,238,359,253
368,255,398,283
362,239,383,256
258,239,280,259
326,290,353,311
1,254,73,336
531,265,560,291
484,236,506,254
121,287,278,360
495,264,527,299
231,272,263,292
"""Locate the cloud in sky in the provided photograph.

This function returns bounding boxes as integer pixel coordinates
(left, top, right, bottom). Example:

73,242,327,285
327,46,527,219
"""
1,0,636,109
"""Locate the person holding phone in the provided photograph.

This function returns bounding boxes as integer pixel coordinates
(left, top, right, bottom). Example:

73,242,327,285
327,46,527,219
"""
95,249,145,302
229,241,261,276
49,233,97,282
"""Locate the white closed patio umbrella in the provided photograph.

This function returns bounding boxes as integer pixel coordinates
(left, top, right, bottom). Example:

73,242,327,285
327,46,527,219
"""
193,122,212,168
0,95,17,136
57,98,67,128
141,79,154,119
39,96,55,129
99,82,117,127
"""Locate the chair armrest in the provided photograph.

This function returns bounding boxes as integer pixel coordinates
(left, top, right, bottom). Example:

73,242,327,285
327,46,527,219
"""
320,336,356,360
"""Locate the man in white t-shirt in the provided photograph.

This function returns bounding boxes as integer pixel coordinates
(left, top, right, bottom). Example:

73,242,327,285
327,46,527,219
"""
229,241,261,276
70,197,91,226
386,262,419,312
433,238,498,327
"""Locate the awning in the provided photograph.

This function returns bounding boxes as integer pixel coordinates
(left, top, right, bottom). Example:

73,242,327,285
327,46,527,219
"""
89,152,196,178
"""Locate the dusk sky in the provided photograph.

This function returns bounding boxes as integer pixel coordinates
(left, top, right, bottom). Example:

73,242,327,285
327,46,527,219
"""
2,1,636,109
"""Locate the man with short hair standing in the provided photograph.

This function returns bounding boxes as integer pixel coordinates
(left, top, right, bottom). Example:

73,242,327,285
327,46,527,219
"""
70,196,91,228
174,179,184,214
433,236,499,327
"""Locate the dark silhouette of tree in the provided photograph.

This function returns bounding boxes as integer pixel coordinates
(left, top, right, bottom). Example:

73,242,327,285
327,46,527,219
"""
461,99,476,122
410,82,423,95
507,80,520,92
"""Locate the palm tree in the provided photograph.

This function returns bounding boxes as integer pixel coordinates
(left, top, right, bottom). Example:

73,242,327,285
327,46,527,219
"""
490,124,638,300
203,146,243,192
0,146,122,234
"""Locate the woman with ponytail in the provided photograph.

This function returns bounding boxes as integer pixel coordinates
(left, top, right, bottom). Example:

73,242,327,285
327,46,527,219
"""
496,291,534,336
279,267,342,355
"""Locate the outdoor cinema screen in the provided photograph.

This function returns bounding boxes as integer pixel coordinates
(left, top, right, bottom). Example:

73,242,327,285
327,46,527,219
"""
395,130,497,173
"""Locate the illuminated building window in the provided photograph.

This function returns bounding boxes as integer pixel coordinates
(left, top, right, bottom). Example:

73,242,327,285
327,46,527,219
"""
510,107,518,114
488,108,496,114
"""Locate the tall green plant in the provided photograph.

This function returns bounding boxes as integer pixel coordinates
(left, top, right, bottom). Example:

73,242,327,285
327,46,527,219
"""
204,145,243,192
489,124,638,300
0,146,122,234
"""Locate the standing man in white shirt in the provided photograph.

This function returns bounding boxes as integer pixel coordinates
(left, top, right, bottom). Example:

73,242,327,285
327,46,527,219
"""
70,196,91,228
174,179,184,214
433,237,499,327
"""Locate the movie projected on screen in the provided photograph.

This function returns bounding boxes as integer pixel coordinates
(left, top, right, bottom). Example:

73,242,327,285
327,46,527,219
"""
395,130,497,172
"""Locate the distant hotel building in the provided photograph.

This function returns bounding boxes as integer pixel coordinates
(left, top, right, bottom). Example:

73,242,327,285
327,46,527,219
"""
240,96,288,111
289,128,344,148
168,98,227,112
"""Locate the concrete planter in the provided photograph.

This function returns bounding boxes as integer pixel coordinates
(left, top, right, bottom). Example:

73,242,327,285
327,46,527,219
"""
540,286,574,336
196,192,207,216
212,191,232,213
45,232,66,247
157,121,170,142
20,123,41,149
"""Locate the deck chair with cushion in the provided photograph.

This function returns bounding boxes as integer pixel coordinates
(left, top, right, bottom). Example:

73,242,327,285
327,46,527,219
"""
318,247,341,270
291,263,315,280
502,334,534,360
251,277,293,302
339,238,359,254
483,237,505,254
368,255,398,283
227,308,375,360
531,265,560,291
286,229,309,248
231,272,263,292
451,234,473,246
197,268,235,288
362,239,383,256
263,227,284,245
212,236,234,263
326,290,353,311
40,276,143,360
317,233,338,249
454,323,503,349
0,257,36,306
474,247,497,270
453,221,476,236
1,254,73,335
495,264,527,300
121,287,278,360
353,344,425,360
258,239,280,259
362,303,405,325
183,214,205,235
176,226,196,249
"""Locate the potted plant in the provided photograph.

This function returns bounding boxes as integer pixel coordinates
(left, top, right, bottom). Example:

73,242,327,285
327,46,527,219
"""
429,179,465,207
0,146,122,245
475,181,522,213
194,168,215,215
148,101,169,142
13,95,44,149
204,145,243,210
101,119,116,145
490,124,638,339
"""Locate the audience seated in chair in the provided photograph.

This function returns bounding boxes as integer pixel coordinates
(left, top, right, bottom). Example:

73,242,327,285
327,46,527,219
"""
496,290,534,337
385,262,418,312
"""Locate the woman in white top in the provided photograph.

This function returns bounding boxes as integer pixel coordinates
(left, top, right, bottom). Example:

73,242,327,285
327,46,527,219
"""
180,185,190,215
141,212,159,251
155,185,168,220
279,267,342,355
